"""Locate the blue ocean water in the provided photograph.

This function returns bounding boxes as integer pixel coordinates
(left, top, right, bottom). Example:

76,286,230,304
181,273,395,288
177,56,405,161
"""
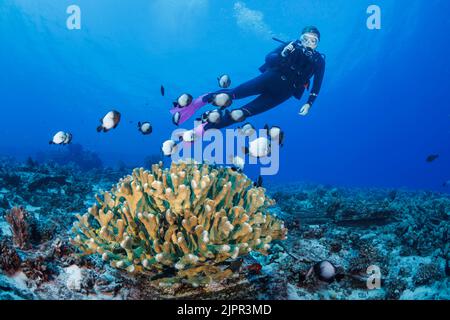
0,0,449,191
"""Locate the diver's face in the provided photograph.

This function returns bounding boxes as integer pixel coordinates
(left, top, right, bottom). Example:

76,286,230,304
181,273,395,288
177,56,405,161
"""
300,32,319,50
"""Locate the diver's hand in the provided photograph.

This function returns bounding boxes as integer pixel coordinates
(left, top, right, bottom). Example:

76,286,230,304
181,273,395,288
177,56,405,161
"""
281,42,295,57
299,103,311,116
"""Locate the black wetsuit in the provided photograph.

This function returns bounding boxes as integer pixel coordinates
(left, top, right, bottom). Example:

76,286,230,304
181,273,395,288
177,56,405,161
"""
204,40,326,130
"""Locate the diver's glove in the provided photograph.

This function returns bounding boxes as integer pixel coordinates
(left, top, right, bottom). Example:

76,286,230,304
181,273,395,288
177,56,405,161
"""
299,103,311,116
281,42,296,57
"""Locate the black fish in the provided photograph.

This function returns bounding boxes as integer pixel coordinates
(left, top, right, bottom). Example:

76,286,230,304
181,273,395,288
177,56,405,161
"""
160,85,165,96
149,267,177,280
253,175,263,188
227,258,243,272
426,154,439,163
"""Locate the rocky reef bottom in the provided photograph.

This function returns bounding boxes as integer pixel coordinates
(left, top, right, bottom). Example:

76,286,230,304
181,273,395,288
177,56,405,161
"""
0,159,449,300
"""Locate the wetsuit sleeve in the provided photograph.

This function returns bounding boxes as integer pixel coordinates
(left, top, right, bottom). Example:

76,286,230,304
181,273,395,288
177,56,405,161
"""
307,57,325,106
265,44,285,68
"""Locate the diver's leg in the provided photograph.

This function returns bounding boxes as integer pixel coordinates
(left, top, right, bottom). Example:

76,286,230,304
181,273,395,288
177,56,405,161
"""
203,109,246,130
172,74,272,126
204,93,289,130
204,71,276,102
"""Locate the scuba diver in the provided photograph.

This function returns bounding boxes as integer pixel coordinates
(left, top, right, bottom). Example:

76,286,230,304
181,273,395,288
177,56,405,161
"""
170,26,325,134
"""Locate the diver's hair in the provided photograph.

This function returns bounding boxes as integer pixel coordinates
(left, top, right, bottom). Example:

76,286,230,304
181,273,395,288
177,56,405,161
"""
301,26,321,41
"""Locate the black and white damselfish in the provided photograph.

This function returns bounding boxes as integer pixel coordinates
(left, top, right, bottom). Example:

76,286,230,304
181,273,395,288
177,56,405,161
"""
138,121,152,135
96,110,121,133
217,74,231,88
49,131,72,145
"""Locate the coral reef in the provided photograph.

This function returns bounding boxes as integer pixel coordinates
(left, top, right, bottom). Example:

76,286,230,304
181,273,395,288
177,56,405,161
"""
35,143,103,171
5,206,36,249
21,256,55,285
0,241,21,275
414,263,444,286
1,158,448,300
0,158,121,244
72,162,287,286
268,183,449,300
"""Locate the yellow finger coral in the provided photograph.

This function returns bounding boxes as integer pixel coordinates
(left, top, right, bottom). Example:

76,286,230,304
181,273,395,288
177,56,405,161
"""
71,161,287,285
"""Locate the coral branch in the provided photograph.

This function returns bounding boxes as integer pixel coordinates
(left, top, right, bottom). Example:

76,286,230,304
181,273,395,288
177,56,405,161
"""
5,206,34,249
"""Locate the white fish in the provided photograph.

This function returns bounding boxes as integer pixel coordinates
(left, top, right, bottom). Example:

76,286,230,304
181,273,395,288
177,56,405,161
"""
238,123,255,136
231,156,245,170
181,129,196,142
172,112,181,125
217,74,231,88
207,109,221,123
245,137,271,158
268,126,281,139
138,122,152,135
212,93,232,108
49,131,71,145
176,93,193,107
97,110,121,133
313,260,337,283
162,140,177,156
265,124,285,146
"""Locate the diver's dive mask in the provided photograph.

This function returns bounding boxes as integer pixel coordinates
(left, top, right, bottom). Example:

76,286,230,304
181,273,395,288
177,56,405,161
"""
300,33,319,50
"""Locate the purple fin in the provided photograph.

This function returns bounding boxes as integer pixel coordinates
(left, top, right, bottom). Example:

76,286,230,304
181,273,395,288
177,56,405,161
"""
169,94,208,125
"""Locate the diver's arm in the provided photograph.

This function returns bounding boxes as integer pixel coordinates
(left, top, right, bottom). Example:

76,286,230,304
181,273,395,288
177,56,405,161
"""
307,57,325,106
299,57,325,116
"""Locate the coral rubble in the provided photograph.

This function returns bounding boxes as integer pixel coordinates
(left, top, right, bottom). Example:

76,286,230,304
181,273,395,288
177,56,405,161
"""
71,162,287,286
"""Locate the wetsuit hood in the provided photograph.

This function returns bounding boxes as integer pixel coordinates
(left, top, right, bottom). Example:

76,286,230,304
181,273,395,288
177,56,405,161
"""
301,26,321,41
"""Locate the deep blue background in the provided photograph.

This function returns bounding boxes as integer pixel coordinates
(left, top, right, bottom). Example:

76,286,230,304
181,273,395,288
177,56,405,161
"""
0,0,449,191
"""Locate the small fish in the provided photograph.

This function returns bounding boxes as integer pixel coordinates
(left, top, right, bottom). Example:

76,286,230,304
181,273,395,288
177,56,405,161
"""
97,110,121,133
264,124,285,146
49,131,72,145
179,129,197,143
253,175,263,188
426,154,439,163
443,180,450,187
161,140,178,157
243,137,271,158
217,74,231,88
173,93,193,108
212,93,232,108
172,112,181,126
160,85,165,96
238,123,255,137
312,260,337,284
227,258,243,272
246,263,262,275
138,121,152,135
198,109,222,124
197,111,209,123
229,155,245,171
